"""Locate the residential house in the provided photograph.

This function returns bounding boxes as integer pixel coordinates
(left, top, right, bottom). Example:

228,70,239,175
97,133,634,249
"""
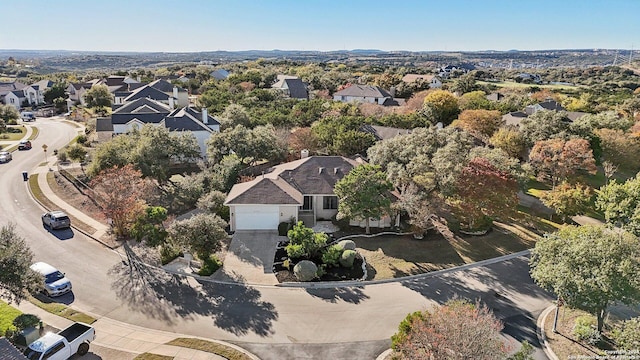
224,155,395,231
516,73,542,83
439,63,475,78
504,99,587,127
110,97,219,157
271,77,308,99
401,74,442,88
148,79,189,107
67,83,92,105
210,69,230,80
4,90,26,110
525,99,565,115
95,117,114,142
359,124,412,141
24,79,54,106
502,111,528,127
333,85,393,105
486,92,504,101
0,337,28,360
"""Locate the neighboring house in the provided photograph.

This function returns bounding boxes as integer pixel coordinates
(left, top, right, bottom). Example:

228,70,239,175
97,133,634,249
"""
401,74,442,88
95,117,114,142
502,111,528,127
224,155,394,231
525,99,565,115
359,124,412,141
271,77,308,99
333,85,393,105
0,337,28,360
67,83,92,105
24,79,54,106
4,90,26,110
148,79,189,107
110,97,219,157
439,63,475,78
210,69,230,80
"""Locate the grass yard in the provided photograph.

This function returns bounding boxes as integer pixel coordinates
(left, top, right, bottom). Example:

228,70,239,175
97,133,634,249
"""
477,80,582,90
0,300,23,335
28,294,96,324
1,126,26,141
134,354,173,360
28,126,39,140
355,216,548,280
166,338,252,360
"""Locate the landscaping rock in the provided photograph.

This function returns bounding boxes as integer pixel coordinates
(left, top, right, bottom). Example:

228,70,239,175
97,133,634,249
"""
337,239,356,250
293,260,318,281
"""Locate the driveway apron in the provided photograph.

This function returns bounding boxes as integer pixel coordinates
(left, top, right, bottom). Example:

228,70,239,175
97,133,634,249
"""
213,230,281,285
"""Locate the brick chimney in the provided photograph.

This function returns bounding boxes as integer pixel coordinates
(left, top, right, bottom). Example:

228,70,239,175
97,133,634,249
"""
202,108,208,124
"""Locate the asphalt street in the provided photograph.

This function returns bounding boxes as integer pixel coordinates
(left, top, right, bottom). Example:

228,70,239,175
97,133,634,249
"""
1,118,553,359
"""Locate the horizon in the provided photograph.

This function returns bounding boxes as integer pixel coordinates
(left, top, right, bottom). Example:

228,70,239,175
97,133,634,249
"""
0,0,638,53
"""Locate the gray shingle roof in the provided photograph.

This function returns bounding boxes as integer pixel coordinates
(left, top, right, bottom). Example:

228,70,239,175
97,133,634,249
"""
0,337,28,360
333,85,391,98
226,177,303,205
149,79,185,93
165,107,218,132
111,98,170,125
360,124,412,141
124,85,170,102
113,97,170,114
284,79,308,99
96,118,113,132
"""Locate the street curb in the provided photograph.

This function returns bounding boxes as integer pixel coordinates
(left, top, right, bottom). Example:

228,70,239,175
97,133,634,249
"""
537,305,560,360
375,348,393,360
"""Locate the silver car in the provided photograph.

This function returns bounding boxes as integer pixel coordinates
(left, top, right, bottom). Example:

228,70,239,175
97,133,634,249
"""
30,262,72,297
0,151,11,163
42,211,71,230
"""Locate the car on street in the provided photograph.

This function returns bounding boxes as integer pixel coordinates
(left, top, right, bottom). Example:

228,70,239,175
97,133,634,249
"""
0,151,12,163
19,140,32,150
30,262,72,297
42,211,71,230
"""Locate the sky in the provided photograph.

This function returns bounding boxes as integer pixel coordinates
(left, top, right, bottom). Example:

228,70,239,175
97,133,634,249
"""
1,0,639,53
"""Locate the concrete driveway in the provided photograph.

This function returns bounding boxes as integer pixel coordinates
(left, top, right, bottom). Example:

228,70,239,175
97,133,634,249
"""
213,230,282,285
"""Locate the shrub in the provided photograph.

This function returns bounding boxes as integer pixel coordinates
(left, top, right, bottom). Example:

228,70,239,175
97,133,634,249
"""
339,249,357,268
76,134,88,145
573,315,601,345
613,317,640,350
293,260,317,281
159,243,182,265
57,149,68,162
337,239,356,250
198,254,222,276
321,244,343,267
7,119,17,125
391,311,425,350
12,314,40,331
285,243,305,259
278,222,290,236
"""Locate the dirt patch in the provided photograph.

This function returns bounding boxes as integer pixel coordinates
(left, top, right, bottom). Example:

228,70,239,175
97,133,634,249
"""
49,169,106,223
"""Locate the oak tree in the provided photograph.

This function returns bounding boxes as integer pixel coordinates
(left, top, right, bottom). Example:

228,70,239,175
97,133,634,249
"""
528,138,596,187
0,224,41,303
539,182,593,222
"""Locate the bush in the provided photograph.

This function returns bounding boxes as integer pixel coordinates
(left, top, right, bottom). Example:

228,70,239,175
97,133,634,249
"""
7,119,17,125
321,244,343,267
159,244,183,265
613,317,640,350
57,149,68,162
285,243,305,259
278,222,290,236
339,249,357,268
337,239,356,250
332,214,350,231
12,314,40,331
573,315,601,345
293,260,317,281
197,254,222,276
76,135,88,145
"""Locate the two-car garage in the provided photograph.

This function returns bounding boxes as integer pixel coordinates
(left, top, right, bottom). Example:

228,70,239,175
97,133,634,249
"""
232,205,281,230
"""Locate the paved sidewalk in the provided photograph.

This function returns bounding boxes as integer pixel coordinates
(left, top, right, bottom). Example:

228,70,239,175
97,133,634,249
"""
15,301,258,360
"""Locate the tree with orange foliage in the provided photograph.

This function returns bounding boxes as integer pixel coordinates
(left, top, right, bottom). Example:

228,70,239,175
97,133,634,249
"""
530,89,561,102
529,138,597,187
452,157,519,229
90,164,154,238
454,109,503,139
288,127,320,158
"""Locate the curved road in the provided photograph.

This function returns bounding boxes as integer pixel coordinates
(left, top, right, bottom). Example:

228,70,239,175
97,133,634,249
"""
1,118,553,359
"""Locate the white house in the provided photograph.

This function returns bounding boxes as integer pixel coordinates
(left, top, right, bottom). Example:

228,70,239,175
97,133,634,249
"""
4,90,26,110
333,85,393,105
401,74,442,88
224,156,395,231
24,79,54,106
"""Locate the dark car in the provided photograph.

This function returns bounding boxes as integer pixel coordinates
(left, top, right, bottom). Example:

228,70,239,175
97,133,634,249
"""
18,140,32,150
42,211,71,230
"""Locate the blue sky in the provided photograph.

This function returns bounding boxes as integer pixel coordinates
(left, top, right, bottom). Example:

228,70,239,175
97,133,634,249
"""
1,0,639,52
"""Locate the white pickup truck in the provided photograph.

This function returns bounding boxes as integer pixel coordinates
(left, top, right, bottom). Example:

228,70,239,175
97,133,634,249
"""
23,322,95,360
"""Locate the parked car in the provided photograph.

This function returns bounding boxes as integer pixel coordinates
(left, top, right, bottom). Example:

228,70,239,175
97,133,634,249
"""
42,211,71,230
23,322,95,360
0,151,12,163
29,262,72,297
19,140,32,150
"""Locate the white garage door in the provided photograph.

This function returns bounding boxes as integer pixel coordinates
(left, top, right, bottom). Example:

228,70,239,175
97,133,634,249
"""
235,206,280,230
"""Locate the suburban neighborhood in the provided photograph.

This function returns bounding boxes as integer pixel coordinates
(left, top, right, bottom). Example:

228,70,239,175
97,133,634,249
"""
1,2,640,360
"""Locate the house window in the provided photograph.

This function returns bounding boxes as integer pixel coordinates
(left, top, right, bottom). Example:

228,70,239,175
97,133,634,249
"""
9,98,14,104
300,196,313,211
323,196,338,210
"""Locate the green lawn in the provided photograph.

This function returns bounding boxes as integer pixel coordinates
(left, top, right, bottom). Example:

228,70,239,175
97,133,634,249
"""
28,295,96,324
1,126,26,140
477,80,582,90
0,300,23,335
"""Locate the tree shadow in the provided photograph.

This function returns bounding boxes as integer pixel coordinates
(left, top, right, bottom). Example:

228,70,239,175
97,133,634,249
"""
305,287,371,304
108,244,278,337
32,291,75,306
